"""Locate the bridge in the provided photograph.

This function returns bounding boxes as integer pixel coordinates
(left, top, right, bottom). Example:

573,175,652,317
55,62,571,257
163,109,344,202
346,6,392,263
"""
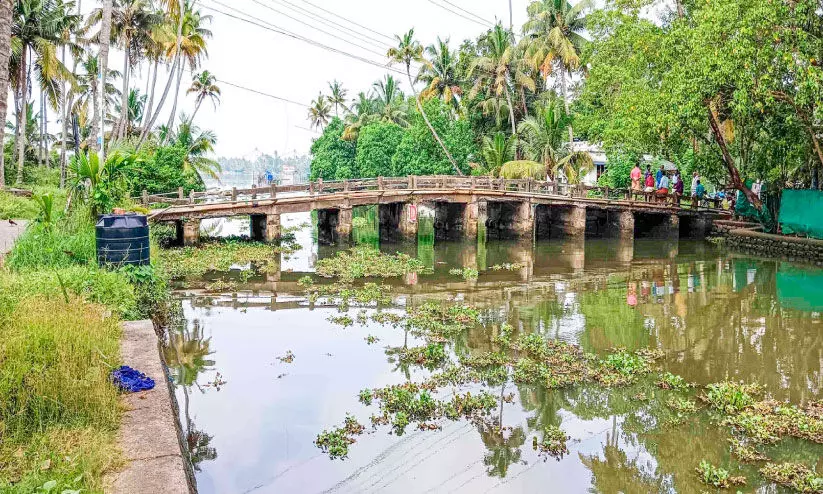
144,175,728,246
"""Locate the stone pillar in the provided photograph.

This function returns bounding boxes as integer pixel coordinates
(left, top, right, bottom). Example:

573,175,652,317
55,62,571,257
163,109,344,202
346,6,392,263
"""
399,203,418,240
182,219,200,246
476,200,488,243
463,199,479,239
250,214,266,241
336,207,353,242
669,214,680,239
616,210,635,239
514,201,535,239
564,206,587,237
266,213,281,242
616,237,634,264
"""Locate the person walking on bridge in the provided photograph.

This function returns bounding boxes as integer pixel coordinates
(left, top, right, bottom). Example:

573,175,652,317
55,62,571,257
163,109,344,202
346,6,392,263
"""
631,163,642,195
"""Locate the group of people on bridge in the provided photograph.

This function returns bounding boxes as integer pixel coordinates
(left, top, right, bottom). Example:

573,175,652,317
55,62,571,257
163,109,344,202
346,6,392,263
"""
631,163,711,208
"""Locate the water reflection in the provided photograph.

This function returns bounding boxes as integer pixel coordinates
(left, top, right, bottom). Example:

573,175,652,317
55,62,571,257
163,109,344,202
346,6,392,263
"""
164,227,823,493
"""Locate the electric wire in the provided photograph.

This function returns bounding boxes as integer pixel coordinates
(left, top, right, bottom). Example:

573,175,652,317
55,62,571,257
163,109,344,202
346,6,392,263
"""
248,0,390,59
299,0,397,43
437,0,495,26
270,0,392,48
426,0,493,28
200,0,408,76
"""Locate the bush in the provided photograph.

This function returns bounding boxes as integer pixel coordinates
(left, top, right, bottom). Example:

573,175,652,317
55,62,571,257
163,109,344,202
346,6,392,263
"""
355,122,404,177
128,143,203,196
6,211,96,270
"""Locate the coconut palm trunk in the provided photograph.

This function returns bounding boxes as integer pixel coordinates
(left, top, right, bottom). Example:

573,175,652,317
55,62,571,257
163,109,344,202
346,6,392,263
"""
165,60,185,134
0,0,11,187
403,66,463,175
139,0,185,147
90,0,113,158
559,69,573,143
116,44,131,140
505,86,516,136
141,58,158,133
15,49,28,184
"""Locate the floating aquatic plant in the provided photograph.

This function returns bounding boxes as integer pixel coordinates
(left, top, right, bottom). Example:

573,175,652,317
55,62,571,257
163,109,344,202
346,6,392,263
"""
314,415,365,460
696,460,747,488
703,381,762,414
276,351,295,364
759,463,823,493
315,247,425,282
534,425,569,460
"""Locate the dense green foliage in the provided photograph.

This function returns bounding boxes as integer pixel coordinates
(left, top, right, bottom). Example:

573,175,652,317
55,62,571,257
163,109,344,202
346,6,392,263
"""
354,122,404,177
309,118,357,180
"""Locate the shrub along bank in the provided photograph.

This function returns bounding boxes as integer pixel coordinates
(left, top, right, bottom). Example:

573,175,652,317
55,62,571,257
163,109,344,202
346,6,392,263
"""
0,208,172,492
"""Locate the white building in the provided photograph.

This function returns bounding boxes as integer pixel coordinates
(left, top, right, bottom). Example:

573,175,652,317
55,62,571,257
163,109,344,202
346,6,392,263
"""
571,142,677,186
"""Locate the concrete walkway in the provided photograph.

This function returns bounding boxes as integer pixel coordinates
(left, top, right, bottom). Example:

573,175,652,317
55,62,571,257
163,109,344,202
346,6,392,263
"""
107,320,191,494
0,220,27,260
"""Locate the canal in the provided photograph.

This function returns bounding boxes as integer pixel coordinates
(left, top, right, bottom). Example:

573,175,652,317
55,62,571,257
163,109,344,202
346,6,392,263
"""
162,215,823,493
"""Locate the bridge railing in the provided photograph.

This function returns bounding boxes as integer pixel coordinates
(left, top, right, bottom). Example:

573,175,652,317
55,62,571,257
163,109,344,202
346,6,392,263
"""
142,175,724,212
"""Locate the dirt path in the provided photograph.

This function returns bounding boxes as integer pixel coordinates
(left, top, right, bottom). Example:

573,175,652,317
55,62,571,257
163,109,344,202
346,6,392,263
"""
0,220,28,261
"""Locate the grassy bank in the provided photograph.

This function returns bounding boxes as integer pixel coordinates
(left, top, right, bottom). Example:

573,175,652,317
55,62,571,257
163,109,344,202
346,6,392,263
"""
0,208,171,492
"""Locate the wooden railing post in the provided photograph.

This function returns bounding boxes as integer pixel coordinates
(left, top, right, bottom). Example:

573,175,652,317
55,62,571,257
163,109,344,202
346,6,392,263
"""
231,187,238,202
604,186,610,200
317,178,323,194
142,189,148,205
378,176,384,190
407,175,413,189
270,184,277,199
178,187,184,200
471,176,476,191
411,175,417,189
344,179,350,192
189,190,195,204
309,181,315,195
251,184,257,200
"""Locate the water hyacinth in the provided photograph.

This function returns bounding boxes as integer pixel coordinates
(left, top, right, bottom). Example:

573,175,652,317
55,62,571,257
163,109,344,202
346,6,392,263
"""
315,247,425,282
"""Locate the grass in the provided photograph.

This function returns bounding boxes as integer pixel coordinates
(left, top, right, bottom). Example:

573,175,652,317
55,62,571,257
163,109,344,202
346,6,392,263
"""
5,211,96,271
0,295,122,492
0,187,66,222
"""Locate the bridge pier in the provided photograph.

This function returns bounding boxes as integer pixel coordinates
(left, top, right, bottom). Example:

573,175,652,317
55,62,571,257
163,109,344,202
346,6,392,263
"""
463,200,479,239
611,210,635,239
635,212,679,239
250,213,281,242
399,203,418,240
337,207,353,243
177,219,200,246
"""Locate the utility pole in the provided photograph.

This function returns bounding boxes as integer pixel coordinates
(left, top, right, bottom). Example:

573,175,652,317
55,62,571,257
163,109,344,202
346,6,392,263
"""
509,0,513,33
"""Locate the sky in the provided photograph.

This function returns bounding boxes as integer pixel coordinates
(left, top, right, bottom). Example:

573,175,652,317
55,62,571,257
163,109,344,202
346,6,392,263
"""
84,0,532,159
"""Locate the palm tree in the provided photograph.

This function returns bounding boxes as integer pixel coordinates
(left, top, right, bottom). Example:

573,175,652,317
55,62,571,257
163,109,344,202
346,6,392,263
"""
0,0,14,187
469,24,535,136
11,0,78,184
517,98,592,182
114,88,146,137
165,4,211,132
372,75,408,126
327,79,348,117
522,0,591,141
71,55,121,140
88,0,161,141
388,28,462,175
308,93,331,130
93,0,114,156
169,115,220,182
481,132,516,177
342,91,377,141
186,70,220,122
419,37,463,112
6,102,50,167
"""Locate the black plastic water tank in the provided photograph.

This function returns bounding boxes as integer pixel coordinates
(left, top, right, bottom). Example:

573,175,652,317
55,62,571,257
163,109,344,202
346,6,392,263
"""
96,214,150,267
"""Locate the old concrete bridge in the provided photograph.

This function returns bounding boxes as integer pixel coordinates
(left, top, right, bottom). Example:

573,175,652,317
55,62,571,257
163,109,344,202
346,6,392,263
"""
145,176,728,246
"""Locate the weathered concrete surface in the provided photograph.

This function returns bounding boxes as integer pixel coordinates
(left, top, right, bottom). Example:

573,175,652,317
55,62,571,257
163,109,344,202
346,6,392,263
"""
106,321,191,494
0,219,27,261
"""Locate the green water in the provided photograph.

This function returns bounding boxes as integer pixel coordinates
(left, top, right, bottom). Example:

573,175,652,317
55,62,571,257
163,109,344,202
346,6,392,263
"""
164,217,823,493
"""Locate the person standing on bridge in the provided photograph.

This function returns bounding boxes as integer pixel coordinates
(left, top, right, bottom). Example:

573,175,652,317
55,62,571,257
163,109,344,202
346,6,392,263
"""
655,164,665,188
631,163,643,194
657,172,670,203
673,170,684,205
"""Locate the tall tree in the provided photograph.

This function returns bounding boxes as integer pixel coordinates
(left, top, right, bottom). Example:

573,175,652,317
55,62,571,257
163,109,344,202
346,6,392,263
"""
91,0,113,158
522,0,591,141
469,24,535,136
0,0,12,187
165,4,211,133
186,69,219,122
327,79,348,118
308,93,330,130
388,28,463,175
11,0,77,184
420,37,463,112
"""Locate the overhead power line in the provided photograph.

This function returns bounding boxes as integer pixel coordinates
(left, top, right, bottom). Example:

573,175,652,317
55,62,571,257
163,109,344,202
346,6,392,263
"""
183,68,309,108
426,0,493,28
249,0,389,59
437,0,494,26
270,0,392,49
200,0,408,76
299,0,397,43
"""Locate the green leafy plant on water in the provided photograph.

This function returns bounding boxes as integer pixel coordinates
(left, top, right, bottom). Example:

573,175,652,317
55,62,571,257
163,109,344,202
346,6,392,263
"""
314,415,365,460
704,382,761,414
315,247,425,282
657,372,693,391
448,266,478,280
696,460,747,488
328,314,354,328
729,438,768,463
534,425,569,459
759,462,823,493
390,343,448,370
365,335,380,345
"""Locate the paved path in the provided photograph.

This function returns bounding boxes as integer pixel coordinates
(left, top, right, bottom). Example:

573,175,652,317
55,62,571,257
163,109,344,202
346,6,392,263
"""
0,220,28,260
106,320,192,494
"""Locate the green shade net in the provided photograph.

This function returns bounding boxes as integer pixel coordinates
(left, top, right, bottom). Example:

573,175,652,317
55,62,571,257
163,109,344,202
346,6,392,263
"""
776,263,823,312
778,189,823,240
735,181,776,232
